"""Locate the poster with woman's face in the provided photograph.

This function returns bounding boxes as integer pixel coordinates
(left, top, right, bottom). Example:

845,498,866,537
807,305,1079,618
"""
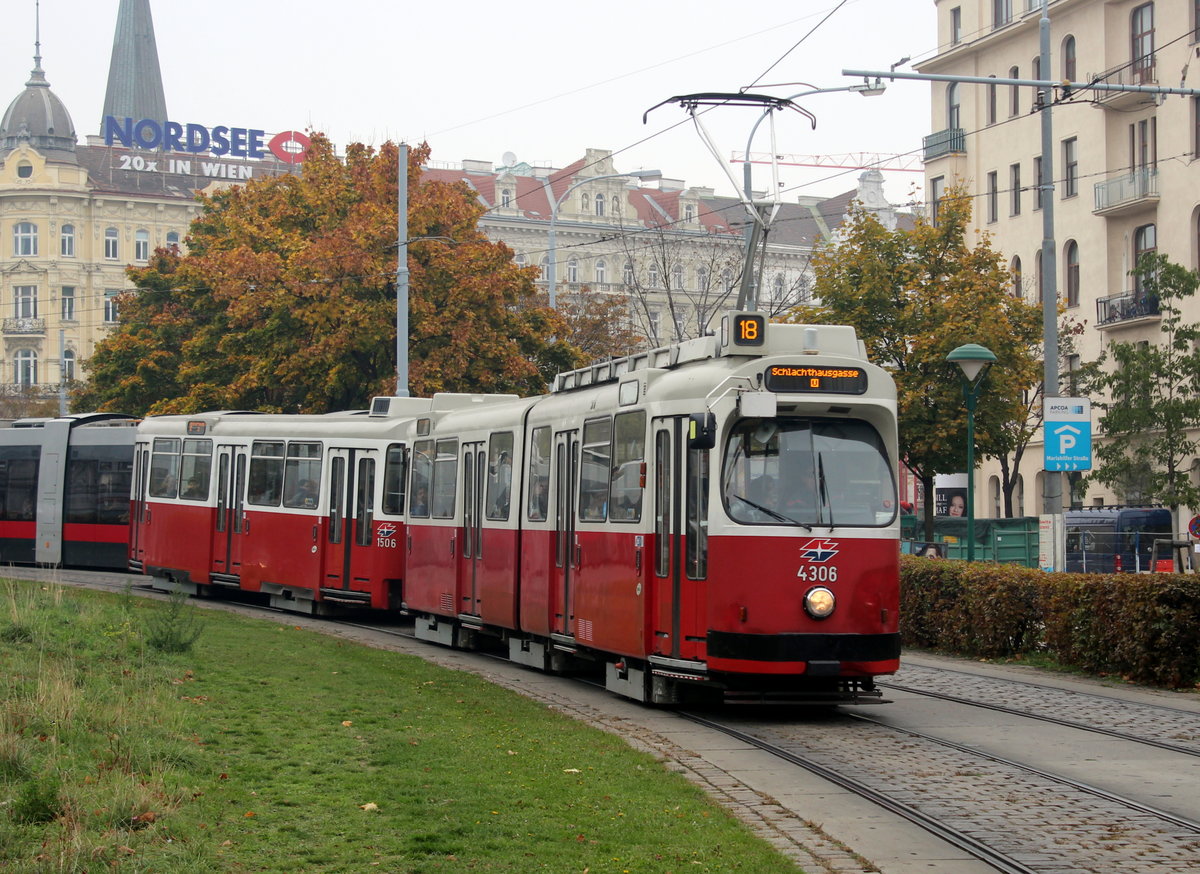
935,487,967,517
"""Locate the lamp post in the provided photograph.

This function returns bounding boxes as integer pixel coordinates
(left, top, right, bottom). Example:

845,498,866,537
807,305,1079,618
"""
736,80,885,309
546,169,661,309
946,343,997,561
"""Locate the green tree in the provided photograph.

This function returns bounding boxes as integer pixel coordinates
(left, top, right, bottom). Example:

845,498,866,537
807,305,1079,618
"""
793,189,1042,532
76,137,578,415
1086,253,1200,528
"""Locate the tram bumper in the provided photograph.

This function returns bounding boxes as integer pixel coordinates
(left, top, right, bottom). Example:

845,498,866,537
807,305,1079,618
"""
705,630,901,675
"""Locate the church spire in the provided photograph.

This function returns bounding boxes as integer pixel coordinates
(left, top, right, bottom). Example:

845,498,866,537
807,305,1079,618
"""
101,0,167,127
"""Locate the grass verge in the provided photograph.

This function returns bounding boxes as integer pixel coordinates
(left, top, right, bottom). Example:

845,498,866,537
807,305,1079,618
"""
0,579,799,872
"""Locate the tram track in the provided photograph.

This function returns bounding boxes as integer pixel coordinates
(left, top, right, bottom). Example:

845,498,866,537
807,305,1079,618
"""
880,661,1200,757
680,710,1041,874
685,698,1200,874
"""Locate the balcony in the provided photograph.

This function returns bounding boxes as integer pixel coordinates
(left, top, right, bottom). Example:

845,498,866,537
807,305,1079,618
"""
1093,168,1158,216
1087,58,1157,110
3,317,45,335
1096,291,1159,328
923,128,966,162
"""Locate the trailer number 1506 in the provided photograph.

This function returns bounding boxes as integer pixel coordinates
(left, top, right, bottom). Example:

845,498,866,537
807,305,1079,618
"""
797,565,838,582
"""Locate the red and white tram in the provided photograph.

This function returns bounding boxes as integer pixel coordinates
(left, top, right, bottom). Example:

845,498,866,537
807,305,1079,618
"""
134,313,900,703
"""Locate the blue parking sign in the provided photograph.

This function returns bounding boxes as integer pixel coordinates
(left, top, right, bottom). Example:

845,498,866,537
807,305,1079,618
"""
1043,398,1092,471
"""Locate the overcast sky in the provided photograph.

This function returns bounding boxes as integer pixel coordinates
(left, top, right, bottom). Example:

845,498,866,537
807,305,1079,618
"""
3,0,937,204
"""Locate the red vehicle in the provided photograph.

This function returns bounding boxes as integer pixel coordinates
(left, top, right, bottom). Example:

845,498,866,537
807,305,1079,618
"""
131,403,431,611
134,313,900,704
0,413,135,569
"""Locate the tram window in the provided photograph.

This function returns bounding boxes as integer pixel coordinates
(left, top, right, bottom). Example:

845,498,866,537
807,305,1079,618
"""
527,427,550,522
355,459,375,547
431,439,458,519
149,438,181,499
722,418,895,527
0,447,39,521
579,417,612,521
283,442,322,509
179,439,213,501
610,411,646,522
486,432,514,520
66,445,134,524
686,447,710,579
247,441,284,505
410,440,432,518
382,444,406,515
654,431,670,578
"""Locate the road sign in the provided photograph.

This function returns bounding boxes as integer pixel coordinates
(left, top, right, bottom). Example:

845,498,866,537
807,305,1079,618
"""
1044,398,1092,471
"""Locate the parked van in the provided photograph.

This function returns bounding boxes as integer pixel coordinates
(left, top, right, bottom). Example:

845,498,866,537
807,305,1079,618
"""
1064,507,1173,573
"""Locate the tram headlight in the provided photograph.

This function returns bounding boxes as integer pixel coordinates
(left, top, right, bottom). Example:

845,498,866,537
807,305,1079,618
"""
803,586,836,619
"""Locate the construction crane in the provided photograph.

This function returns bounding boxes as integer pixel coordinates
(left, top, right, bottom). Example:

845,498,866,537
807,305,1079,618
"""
732,151,924,172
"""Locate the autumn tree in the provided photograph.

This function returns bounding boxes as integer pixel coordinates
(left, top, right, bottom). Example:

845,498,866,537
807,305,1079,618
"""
550,286,645,361
76,137,577,416
793,189,1042,533
1085,254,1200,528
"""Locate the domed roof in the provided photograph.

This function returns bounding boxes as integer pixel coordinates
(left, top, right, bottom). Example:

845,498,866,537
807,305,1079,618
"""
0,56,77,163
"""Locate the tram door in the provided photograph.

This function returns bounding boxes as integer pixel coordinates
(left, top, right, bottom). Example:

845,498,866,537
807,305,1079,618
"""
211,445,248,579
130,442,151,566
551,430,580,637
459,442,486,616
650,417,709,660
323,448,379,592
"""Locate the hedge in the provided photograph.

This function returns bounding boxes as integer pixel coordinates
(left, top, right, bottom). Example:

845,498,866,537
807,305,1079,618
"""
900,555,1200,687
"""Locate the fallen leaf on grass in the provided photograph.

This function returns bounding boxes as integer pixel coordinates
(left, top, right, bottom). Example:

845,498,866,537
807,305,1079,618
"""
342,720,353,727
359,802,380,812
130,811,156,828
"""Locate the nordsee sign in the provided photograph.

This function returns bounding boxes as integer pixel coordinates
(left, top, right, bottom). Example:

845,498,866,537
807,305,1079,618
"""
101,117,309,165
104,116,267,158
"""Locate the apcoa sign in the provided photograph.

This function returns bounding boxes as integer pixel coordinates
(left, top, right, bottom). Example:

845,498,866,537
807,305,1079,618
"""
102,116,310,164
1043,397,1092,471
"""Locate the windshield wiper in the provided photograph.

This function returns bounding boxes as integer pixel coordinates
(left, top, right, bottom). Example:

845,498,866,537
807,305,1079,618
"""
817,452,834,531
730,493,812,530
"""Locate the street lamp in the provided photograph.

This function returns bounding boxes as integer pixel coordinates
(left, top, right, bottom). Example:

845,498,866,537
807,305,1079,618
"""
546,169,661,309
736,80,885,308
946,343,997,561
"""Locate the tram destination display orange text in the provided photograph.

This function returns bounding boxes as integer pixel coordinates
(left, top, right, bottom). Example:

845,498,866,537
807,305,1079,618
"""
763,365,868,394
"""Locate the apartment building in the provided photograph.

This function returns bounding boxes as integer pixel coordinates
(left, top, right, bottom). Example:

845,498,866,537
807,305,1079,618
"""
921,0,1200,515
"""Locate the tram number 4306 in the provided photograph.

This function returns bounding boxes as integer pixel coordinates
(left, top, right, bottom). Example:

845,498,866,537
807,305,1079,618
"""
797,564,838,582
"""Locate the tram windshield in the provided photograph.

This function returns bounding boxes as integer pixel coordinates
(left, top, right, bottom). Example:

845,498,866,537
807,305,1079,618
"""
722,417,895,528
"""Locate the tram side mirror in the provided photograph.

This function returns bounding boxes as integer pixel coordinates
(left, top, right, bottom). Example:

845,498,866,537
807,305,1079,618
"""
687,413,717,450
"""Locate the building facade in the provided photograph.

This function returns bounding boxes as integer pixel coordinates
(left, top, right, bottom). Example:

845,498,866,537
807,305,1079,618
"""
426,148,905,346
921,0,1200,519
0,1,294,401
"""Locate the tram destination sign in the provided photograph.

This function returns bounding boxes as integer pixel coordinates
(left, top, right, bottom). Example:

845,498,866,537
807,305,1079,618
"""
764,365,867,394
